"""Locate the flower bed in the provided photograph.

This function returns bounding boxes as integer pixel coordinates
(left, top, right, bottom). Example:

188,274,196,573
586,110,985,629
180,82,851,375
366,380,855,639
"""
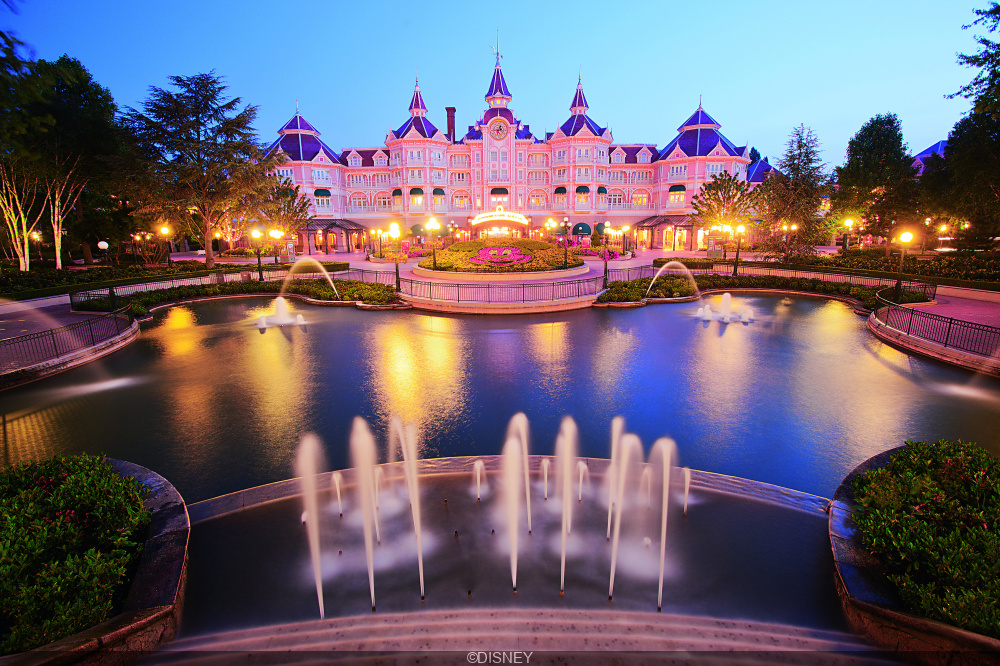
0,454,151,655
416,239,584,273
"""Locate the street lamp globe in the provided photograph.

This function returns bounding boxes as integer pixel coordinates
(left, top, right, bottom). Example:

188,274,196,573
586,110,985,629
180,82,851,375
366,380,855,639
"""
160,226,170,236
900,231,914,243
251,229,262,240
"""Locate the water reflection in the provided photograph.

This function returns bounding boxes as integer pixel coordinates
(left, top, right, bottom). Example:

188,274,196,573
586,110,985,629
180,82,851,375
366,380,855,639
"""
1,296,998,502
364,314,468,458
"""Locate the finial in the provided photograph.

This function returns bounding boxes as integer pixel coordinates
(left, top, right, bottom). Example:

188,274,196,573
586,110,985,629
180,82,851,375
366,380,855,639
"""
295,99,299,113
698,94,702,108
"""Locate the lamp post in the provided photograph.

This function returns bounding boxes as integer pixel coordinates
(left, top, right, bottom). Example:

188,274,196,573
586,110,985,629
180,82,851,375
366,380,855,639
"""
622,224,631,255
251,229,264,281
214,231,223,256
844,219,854,250
426,217,440,269
389,224,401,291
894,231,913,301
732,225,746,276
562,217,570,269
269,229,284,264
159,225,173,266
30,231,42,260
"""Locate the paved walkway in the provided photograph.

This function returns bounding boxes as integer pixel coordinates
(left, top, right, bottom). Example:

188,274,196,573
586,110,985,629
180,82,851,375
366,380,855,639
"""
0,304,101,338
918,293,1000,327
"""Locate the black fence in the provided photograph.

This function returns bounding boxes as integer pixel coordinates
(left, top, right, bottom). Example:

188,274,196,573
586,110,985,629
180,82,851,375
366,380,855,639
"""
874,289,1000,358
607,263,938,300
0,302,134,374
398,276,605,303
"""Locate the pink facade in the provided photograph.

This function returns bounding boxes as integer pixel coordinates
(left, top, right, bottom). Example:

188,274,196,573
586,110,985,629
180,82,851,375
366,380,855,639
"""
267,57,770,252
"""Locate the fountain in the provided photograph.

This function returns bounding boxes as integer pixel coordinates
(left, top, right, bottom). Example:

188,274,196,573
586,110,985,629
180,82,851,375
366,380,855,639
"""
393,418,426,601
644,260,700,299
255,296,305,329
541,458,550,500
683,467,691,516
650,437,677,611
282,257,341,300
501,434,523,593
506,413,532,534
473,459,486,501
697,293,752,324
554,417,578,594
349,417,378,611
608,433,642,600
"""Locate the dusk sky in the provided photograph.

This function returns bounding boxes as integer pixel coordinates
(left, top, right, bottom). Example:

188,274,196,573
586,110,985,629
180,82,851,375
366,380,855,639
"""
2,0,982,168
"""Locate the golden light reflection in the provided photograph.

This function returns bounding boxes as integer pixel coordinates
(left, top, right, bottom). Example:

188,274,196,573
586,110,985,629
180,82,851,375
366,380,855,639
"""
158,307,199,357
365,314,468,457
688,300,753,427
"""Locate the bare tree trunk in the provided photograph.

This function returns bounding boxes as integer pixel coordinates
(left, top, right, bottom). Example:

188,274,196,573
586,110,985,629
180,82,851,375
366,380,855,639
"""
204,228,215,269
81,241,93,265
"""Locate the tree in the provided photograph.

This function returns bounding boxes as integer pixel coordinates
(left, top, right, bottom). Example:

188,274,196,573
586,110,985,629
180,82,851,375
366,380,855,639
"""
832,113,918,252
755,125,833,260
951,3,1000,114
126,72,276,268
0,156,46,270
22,56,119,269
919,113,1000,249
689,171,757,235
749,146,761,163
258,179,313,239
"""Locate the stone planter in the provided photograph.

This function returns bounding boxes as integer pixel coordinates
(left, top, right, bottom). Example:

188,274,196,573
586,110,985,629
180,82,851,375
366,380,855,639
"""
829,447,1000,664
7,460,189,665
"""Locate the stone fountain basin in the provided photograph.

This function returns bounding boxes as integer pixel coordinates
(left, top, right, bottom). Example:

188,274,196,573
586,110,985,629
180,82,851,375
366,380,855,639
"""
179,456,848,639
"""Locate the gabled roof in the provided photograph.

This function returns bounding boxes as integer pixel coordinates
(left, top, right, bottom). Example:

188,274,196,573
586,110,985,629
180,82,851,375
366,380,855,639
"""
343,148,389,167
608,144,659,164
486,62,511,98
658,128,742,160
393,115,440,139
462,124,483,141
677,107,720,131
279,112,319,135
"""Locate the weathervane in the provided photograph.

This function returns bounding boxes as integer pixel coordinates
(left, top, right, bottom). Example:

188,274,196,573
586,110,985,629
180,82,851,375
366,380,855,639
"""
493,29,502,63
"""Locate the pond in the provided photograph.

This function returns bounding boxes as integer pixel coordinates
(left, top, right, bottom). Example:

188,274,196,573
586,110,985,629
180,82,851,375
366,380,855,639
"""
2,294,998,502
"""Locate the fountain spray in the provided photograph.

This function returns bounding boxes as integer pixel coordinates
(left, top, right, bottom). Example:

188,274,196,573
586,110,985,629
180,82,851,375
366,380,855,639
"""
652,437,677,611
609,434,642,600
350,417,378,611
295,433,326,619
506,413,532,534
501,436,522,592
395,419,426,601
606,416,625,540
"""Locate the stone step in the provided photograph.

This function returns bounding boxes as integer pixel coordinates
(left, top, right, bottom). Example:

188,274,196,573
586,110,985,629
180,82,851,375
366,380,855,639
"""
154,609,895,663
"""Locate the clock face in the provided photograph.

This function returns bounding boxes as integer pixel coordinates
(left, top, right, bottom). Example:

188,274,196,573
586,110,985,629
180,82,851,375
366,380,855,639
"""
488,120,508,141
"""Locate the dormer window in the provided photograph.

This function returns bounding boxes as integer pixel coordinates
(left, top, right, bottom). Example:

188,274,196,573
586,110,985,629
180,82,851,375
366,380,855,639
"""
638,153,650,163
612,153,624,163
376,154,386,166
349,155,361,167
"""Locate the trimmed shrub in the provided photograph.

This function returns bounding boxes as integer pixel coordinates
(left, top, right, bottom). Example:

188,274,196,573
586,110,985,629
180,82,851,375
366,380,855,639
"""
852,440,1000,639
0,455,150,654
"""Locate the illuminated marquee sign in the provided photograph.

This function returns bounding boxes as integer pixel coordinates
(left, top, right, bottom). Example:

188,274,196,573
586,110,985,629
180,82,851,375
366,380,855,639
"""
469,205,529,227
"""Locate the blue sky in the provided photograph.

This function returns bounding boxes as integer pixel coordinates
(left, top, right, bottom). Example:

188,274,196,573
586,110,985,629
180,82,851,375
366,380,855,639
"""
2,0,981,167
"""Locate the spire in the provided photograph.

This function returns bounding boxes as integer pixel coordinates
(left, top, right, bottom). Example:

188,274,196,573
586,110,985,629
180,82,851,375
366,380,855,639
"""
570,77,588,115
409,78,427,117
485,47,511,108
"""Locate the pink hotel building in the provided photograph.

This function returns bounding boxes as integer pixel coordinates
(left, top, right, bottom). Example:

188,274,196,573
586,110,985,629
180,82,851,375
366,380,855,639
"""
267,57,776,254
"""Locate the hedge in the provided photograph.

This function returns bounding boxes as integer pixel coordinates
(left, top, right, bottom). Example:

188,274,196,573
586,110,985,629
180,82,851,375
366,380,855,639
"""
852,440,1000,639
417,238,584,273
0,455,150,654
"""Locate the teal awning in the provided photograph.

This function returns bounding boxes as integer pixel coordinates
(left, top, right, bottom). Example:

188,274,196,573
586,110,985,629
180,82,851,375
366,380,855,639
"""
432,188,445,195
491,187,508,195
597,186,607,194
668,185,686,192
576,186,590,194
572,223,591,235
314,188,331,197
554,186,567,194
392,189,402,196
410,187,424,195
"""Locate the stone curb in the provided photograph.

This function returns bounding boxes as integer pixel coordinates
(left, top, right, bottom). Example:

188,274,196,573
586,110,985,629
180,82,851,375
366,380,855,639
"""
829,447,1000,663
5,460,189,666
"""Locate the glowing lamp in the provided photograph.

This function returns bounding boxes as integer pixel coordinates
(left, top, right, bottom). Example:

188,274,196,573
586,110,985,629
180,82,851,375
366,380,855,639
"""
251,229,262,240
899,232,913,243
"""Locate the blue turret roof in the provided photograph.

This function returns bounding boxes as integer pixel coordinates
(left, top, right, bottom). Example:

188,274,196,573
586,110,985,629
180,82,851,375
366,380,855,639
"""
559,114,605,137
746,157,779,183
266,134,340,162
570,78,588,111
677,107,720,131
914,140,947,160
486,62,511,99
279,112,319,134
393,116,439,139
409,82,426,112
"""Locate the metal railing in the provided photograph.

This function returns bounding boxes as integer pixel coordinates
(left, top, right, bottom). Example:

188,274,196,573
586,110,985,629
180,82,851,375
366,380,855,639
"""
0,302,134,374
399,276,605,304
874,288,1000,358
